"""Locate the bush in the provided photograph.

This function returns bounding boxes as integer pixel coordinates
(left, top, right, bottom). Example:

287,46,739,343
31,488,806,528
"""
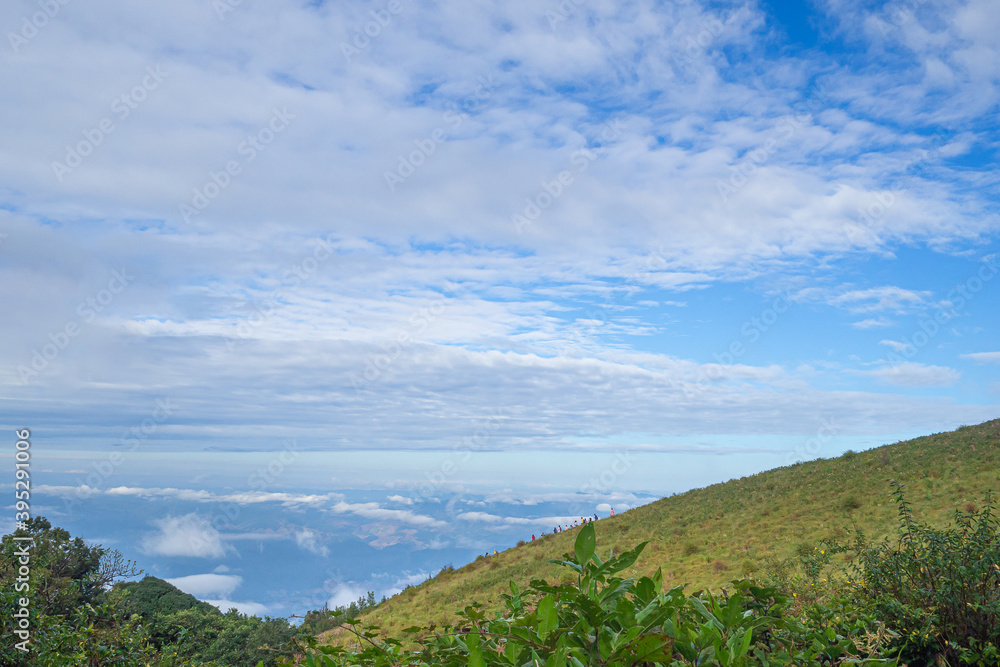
842,495,862,511
844,484,1000,665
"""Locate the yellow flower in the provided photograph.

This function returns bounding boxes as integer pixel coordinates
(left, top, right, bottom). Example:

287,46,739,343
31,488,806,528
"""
820,550,825,555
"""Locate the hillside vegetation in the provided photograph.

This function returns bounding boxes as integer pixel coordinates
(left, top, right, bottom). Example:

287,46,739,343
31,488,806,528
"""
346,419,1000,640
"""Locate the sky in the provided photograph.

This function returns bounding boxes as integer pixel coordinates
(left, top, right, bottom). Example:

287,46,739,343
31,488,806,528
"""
1,0,999,618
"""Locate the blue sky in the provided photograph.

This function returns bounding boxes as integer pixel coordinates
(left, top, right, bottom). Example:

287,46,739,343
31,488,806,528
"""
1,0,999,617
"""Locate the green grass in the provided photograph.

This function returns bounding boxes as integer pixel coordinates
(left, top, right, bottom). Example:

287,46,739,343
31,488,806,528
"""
325,418,1000,643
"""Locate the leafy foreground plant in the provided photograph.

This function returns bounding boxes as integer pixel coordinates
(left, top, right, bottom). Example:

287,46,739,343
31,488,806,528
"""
841,484,1000,666
284,523,896,666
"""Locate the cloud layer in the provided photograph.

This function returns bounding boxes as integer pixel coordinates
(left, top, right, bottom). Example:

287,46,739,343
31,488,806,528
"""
2,1,998,476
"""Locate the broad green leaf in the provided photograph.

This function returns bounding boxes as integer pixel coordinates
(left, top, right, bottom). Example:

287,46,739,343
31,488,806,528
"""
505,638,522,663
739,627,754,656
546,646,568,667
537,594,558,640
689,597,724,631
574,523,596,565
467,632,483,667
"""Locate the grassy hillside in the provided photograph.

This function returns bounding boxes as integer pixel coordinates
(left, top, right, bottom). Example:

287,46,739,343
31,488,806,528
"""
336,418,1000,640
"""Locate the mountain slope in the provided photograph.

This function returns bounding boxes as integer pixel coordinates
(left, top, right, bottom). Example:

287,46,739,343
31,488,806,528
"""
116,576,221,617
340,419,1000,639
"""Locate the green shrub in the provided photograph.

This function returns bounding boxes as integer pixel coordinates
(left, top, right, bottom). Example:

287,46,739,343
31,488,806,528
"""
842,495,862,511
844,484,1000,666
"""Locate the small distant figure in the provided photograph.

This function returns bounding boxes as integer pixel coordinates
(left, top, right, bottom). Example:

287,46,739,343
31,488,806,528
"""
531,534,535,541
593,513,598,521
610,507,615,516
494,549,498,555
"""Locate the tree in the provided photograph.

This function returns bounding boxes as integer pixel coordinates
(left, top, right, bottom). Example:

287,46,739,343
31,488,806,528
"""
1,517,153,666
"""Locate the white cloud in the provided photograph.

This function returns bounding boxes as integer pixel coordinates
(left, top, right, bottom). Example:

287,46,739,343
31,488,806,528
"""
961,352,1000,364
106,486,338,506
294,529,329,557
387,495,415,505
381,571,432,599
34,485,101,497
330,501,447,528
879,339,912,352
166,573,243,597
2,0,999,485
455,511,583,527
140,514,226,558
828,287,932,314
204,600,271,617
860,362,960,387
326,583,369,610
852,317,892,329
